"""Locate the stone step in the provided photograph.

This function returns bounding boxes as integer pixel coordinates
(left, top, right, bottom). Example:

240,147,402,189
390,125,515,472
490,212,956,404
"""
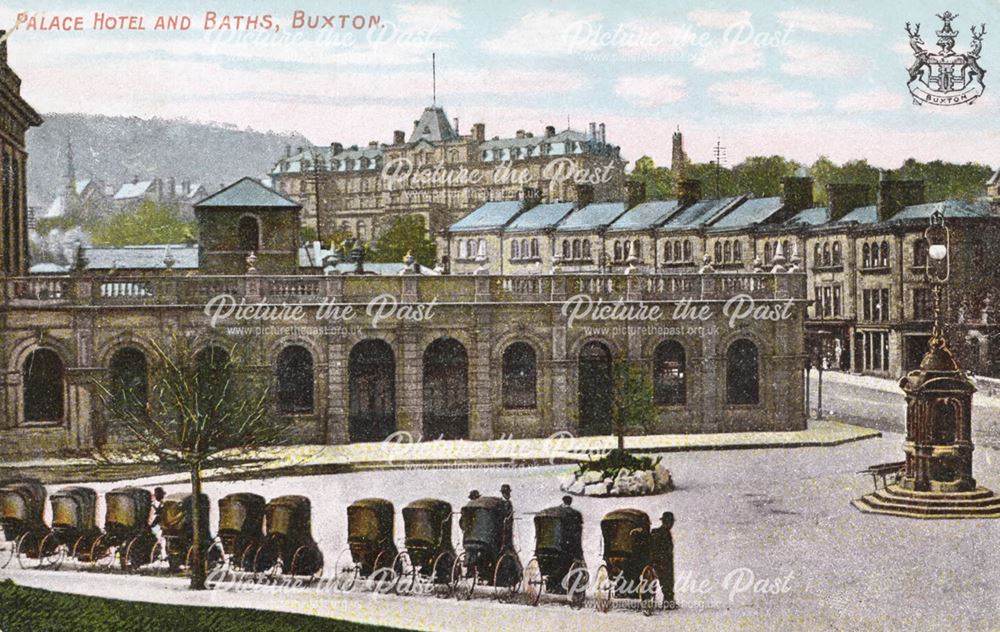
885,486,996,502
871,487,1000,509
852,493,1000,519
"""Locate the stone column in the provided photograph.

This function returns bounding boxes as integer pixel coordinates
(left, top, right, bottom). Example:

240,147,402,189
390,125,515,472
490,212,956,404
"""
66,367,102,451
550,305,570,435
325,333,348,444
396,325,422,436
470,308,494,440
700,325,720,431
2,370,21,430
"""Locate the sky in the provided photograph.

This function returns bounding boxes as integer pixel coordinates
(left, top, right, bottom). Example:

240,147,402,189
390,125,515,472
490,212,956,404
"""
3,0,998,170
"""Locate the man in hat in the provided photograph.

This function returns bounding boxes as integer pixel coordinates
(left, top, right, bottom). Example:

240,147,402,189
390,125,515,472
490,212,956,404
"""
499,484,514,549
649,511,677,609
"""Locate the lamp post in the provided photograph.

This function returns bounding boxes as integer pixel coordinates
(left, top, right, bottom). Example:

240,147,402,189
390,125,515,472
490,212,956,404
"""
924,209,950,351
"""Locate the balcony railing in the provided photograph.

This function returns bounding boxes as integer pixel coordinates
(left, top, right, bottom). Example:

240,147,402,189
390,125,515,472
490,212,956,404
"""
3,271,805,308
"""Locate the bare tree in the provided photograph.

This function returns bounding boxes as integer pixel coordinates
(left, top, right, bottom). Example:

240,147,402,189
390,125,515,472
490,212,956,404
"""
97,332,286,590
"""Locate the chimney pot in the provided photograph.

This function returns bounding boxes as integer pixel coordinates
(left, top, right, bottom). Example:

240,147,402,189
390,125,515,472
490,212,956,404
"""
472,123,486,143
545,125,555,138
453,117,459,134
516,129,525,139
599,122,606,144
393,130,405,145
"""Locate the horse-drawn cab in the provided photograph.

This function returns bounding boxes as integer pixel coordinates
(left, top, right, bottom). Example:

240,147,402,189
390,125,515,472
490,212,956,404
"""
253,495,323,578
336,498,398,589
0,480,51,568
396,498,455,591
43,487,102,567
595,508,659,614
92,486,158,572
161,493,222,573
524,504,587,607
452,496,522,602
218,492,265,571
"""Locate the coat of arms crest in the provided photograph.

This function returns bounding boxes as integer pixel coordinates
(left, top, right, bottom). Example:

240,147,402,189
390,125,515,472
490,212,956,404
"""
906,11,986,106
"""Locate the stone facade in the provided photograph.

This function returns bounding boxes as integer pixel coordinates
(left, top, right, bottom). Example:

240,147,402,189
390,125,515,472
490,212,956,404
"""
270,107,627,242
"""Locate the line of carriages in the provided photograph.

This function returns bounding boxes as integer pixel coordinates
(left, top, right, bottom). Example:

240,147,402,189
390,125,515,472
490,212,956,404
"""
0,480,668,614
0,480,321,579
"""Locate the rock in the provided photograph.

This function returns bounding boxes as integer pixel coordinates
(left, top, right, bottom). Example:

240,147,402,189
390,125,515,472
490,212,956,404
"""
559,474,577,490
584,482,608,496
579,470,604,485
636,471,656,494
567,478,586,495
653,464,673,491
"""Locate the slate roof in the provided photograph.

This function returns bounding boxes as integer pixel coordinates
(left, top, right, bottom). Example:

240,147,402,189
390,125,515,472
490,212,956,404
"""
195,177,300,209
660,197,743,230
409,106,458,143
784,206,830,227
556,202,627,232
830,205,878,225
608,200,681,232
81,245,199,270
75,179,91,195
505,202,576,233
448,201,523,233
113,180,154,200
887,199,993,222
479,129,597,151
710,196,784,230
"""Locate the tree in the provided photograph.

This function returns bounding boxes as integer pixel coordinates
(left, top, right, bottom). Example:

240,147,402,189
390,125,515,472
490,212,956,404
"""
629,155,674,200
367,214,437,266
97,333,287,590
610,355,658,452
732,156,803,198
90,200,196,246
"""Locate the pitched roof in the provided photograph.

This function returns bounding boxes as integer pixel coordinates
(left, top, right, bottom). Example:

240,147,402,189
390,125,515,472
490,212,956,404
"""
449,201,523,233
195,177,300,209
661,197,743,230
608,200,681,232
831,205,878,225
113,180,154,200
710,196,784,230
784,206,830,227
409,106,458,143
506,202,576,233
887,199,993,222
81,245,198,270
74,179,92,195
556,202,627,232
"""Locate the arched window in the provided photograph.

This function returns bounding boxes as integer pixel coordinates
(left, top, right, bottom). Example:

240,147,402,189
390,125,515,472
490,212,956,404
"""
673,241,682,262
562,240,571,260
766,243,773,263
238,215,260,253
520,239,528,258
478,239,487,257
23,349,64,422
582,240,591,259
733,241,742,261
633,240,642,258
726,339,759,405
531,239,539,258
277,345,314,414
623,240,631,259
723,241,732,262
714,242,723,262
653,341,686,406
109,347,147,414
664,241,673,262
880,241,890,267
862,243,871,268
683,240,692,261
502,342,536,409
572,239,581,260
614,241,622,261
512,240,520,260
823,243,831,267
831,241,842,266
782,240,790,261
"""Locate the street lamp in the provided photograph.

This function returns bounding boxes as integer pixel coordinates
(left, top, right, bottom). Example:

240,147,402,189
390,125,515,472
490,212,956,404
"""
924,209,950,349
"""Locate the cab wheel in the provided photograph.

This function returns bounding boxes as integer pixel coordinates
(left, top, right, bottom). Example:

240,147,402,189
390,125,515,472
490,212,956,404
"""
493,551,522,604
451,552,475,601
291,544,323,581
523,558,543,606
89,534,116,571
369,549,397,593
333,548,359,592
567,559,588,610
595,563,613,613
431,550,456,596
252,538,283,582
392,550,416,595
37,532,65,570
639,565,660,616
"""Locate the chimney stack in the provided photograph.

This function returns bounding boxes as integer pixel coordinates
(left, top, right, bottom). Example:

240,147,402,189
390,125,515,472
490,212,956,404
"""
625,180,646,209
369,141,378,149
589,122,597,139
393,130,405,145
598,122,606,144
472,123,486,143
332,142,343,154
453,117,459,135
132,175,139,185
781,175,814,214
575,183,595,208
522,187,542,210
545,125,555,138
516,129,525,139
285,144,291,158
877,177,925,222
678,179,702,207
826,183,872,221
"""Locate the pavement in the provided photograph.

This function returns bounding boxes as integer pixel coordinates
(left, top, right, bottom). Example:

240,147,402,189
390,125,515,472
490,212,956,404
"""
2,430,999,631
0,420,880,485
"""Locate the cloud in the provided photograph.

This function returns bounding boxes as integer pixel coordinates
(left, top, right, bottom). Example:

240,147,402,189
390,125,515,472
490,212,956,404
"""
687,10,752,30
709,79,819,111
781,43,866,77
836,89,905,112
481,10,604,56
693,40,762,72
614,18,696,59
775,9,874,34
394,3,462,33
614,75,686,107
